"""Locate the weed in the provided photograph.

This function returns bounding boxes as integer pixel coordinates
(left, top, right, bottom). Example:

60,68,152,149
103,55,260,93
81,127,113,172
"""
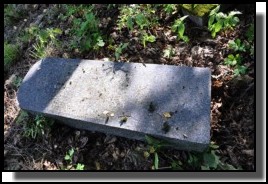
145,135,169,170
233,65,247,76
163,46,174,59
224,54,247,76
30,43,46,59
135,13,150,30
141,32,156,48
29,27,62,59
171,15,189,42
4,4,24,25
117,5,158,31
228,39,246,52
115,43,129,61
224,53,241,66
186,142,240,170
71,11,104,52
18,114,54,139
163,4,178,14
76,163,85,170
64,148,75,163
64,148,85,170
208,5,241,38
4,42,20,71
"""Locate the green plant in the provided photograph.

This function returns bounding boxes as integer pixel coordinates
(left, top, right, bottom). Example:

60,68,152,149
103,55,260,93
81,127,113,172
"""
29,27,62,59
71,12,104,52
76,163,85,170
30,42,46,59
163,46,174,59
117,5,158,31
185,142,239,170
135,13,150,30
208,5,242,38
4,42,20,71
233,65,247,76
115,43,129,61
224,54,247,76
4,4,24,25
141,32,156,48
64,148,75,163
228,39,246,52
117,6,136,30
64,148,85,170
22,115,54,139
145,135,170,170
224,53,241,66
171,15,189,42
163,4,178,14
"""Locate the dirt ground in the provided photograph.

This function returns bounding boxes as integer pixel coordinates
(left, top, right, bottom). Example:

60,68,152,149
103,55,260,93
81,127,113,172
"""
4,4,255,170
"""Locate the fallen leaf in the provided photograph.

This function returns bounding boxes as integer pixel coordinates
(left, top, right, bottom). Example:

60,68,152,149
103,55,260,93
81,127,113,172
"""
163,112,172,118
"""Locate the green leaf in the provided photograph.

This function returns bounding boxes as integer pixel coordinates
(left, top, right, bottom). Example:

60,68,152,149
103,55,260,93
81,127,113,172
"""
135,13,147,29
127,17,134,30
208,15,215,29
154,152,159,170
231,17,239,26
171,24,178,32
68,148,74,157
182,36,189,43
214,19,223,33
147,35,156,42
121,43,129,49
97,38,105,47
234,65,247,76
211,31,216,38
178,23,185,38
53,28,62,34
209,5,220,16
64,155,71,161
228,54,235,60
203,150,219,169
76,163,85,170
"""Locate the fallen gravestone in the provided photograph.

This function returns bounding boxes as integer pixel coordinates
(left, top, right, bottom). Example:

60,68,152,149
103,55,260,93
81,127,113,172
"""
17,58,211,152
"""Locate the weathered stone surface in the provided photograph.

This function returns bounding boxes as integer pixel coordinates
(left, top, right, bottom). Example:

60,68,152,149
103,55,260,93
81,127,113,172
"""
17,58,211,152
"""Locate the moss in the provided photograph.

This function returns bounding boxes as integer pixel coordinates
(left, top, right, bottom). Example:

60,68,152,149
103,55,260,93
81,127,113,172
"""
181,4,218,17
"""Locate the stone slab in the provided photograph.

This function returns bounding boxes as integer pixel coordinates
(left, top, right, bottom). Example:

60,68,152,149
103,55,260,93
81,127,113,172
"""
17,58,211,152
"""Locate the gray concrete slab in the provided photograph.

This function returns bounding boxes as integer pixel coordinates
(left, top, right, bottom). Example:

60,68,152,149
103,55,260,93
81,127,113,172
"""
17,58,211,152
